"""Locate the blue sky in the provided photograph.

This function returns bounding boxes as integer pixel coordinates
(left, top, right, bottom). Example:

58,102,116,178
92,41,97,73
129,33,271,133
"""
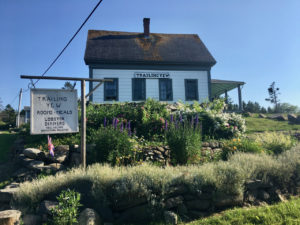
1,0,299,109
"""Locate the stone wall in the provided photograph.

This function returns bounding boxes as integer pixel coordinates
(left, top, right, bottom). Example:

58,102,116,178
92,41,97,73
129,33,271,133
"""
4,141,299,224
142,141,223,165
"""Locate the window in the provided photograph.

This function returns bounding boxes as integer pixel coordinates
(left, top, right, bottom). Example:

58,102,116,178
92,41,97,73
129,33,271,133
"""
159,79,173,101
185,79,198,101
132,78,146,101
104,78,118,101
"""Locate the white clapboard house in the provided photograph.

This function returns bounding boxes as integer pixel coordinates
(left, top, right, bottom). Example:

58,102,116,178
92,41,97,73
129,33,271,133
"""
84,18,244,109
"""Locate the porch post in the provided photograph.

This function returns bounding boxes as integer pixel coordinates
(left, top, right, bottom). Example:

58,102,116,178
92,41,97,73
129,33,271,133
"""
238,84,243,111
224,90,228,104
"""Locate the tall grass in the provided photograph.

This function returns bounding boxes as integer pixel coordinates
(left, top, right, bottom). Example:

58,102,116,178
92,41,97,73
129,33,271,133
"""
165,119,202,165
14,145,300,212
253,131,296,154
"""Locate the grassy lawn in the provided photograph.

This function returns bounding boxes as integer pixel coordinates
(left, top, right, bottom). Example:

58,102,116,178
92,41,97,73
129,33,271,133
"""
245,117,300,133
188,197,300,225
0,131,17,163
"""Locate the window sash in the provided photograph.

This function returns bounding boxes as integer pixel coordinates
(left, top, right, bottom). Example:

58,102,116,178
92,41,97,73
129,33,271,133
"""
132,78,146,101
185,79,199,101
104,78,118,101
159,79,173,101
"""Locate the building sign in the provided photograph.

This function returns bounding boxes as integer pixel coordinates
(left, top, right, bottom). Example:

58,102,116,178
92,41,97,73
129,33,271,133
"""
134,72,170,79
30,89,79,134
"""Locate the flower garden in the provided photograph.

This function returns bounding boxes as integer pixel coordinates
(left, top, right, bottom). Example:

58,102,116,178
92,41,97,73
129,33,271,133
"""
2,99,300,224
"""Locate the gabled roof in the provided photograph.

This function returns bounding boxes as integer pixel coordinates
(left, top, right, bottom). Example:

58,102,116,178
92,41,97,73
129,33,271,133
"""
84,30,216,67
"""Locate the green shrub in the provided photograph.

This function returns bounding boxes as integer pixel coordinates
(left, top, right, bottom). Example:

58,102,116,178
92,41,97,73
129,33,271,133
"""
51,189,82,225
136,98,169,139
0,120,8,130
222,138,264,160
86,99,169,140
254,132,297,154
86,102,140,132
200,111,246,140
92,125,136,165
165,119,202,165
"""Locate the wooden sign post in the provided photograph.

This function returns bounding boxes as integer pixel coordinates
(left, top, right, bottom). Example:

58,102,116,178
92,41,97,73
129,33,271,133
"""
21,75,112,168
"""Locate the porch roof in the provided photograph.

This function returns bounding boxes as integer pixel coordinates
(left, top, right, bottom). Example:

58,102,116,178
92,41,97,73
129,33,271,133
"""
211,79,245,97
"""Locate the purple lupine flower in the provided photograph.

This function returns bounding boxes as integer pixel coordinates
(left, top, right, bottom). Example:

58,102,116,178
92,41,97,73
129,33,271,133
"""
120,122,124,132
115,119,119,129
179,114,183,123
170,114,174,123
175,120,178,129
195,114,199,127
127,121,132,136
104,117,107,127
165,120,168,131
112,118,116,129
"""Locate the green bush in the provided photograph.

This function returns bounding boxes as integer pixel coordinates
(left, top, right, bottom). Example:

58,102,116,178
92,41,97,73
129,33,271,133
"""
0,120,8,130
51,189,82,225
254,132,297,154
165,119,202,165
92,125,136,165
200,111,246,140
86,102,140,131
221,138,264,160
170,99,246,140
138,98,169,139
86,99,169,140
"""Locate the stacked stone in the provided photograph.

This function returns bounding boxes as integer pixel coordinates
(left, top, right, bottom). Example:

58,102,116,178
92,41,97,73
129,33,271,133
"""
287,114,300,124
244,179,287,206
201,141,222,157
0,183,19,211
143,146,171,164
14,145,69,182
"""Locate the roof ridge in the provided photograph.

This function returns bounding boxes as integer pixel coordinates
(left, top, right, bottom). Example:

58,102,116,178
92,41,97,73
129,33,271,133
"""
88,29,199,36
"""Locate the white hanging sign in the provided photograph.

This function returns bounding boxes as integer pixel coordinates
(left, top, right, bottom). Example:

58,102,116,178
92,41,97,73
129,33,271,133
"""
30,89,79,134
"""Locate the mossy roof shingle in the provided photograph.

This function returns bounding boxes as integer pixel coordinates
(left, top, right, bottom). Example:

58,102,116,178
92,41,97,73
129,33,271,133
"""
84,30,216,67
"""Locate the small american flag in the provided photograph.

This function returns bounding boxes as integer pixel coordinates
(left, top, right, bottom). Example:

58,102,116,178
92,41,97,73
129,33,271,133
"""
47,135,55,157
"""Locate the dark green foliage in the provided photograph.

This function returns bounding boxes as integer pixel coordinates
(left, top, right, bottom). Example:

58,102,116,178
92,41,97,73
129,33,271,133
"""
51,189,82,225
165,119,202,164
86,102,141,132
138,98,169,139
0,104,16,129
92,126,134,165
276,103,300,114
62,81,76,90
85,99,169,141
0,132,17,163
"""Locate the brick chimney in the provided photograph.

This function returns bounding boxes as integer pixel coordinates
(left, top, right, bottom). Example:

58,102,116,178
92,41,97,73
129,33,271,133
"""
143,18,150,37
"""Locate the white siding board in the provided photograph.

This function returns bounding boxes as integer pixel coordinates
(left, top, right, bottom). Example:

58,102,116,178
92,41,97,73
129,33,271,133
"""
91,69,209,103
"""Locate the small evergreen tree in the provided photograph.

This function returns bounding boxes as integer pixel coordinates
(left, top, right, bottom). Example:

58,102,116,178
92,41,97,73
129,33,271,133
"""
2,104,16,127
261,107,267,113
265,82,280,112
62,81,76,90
